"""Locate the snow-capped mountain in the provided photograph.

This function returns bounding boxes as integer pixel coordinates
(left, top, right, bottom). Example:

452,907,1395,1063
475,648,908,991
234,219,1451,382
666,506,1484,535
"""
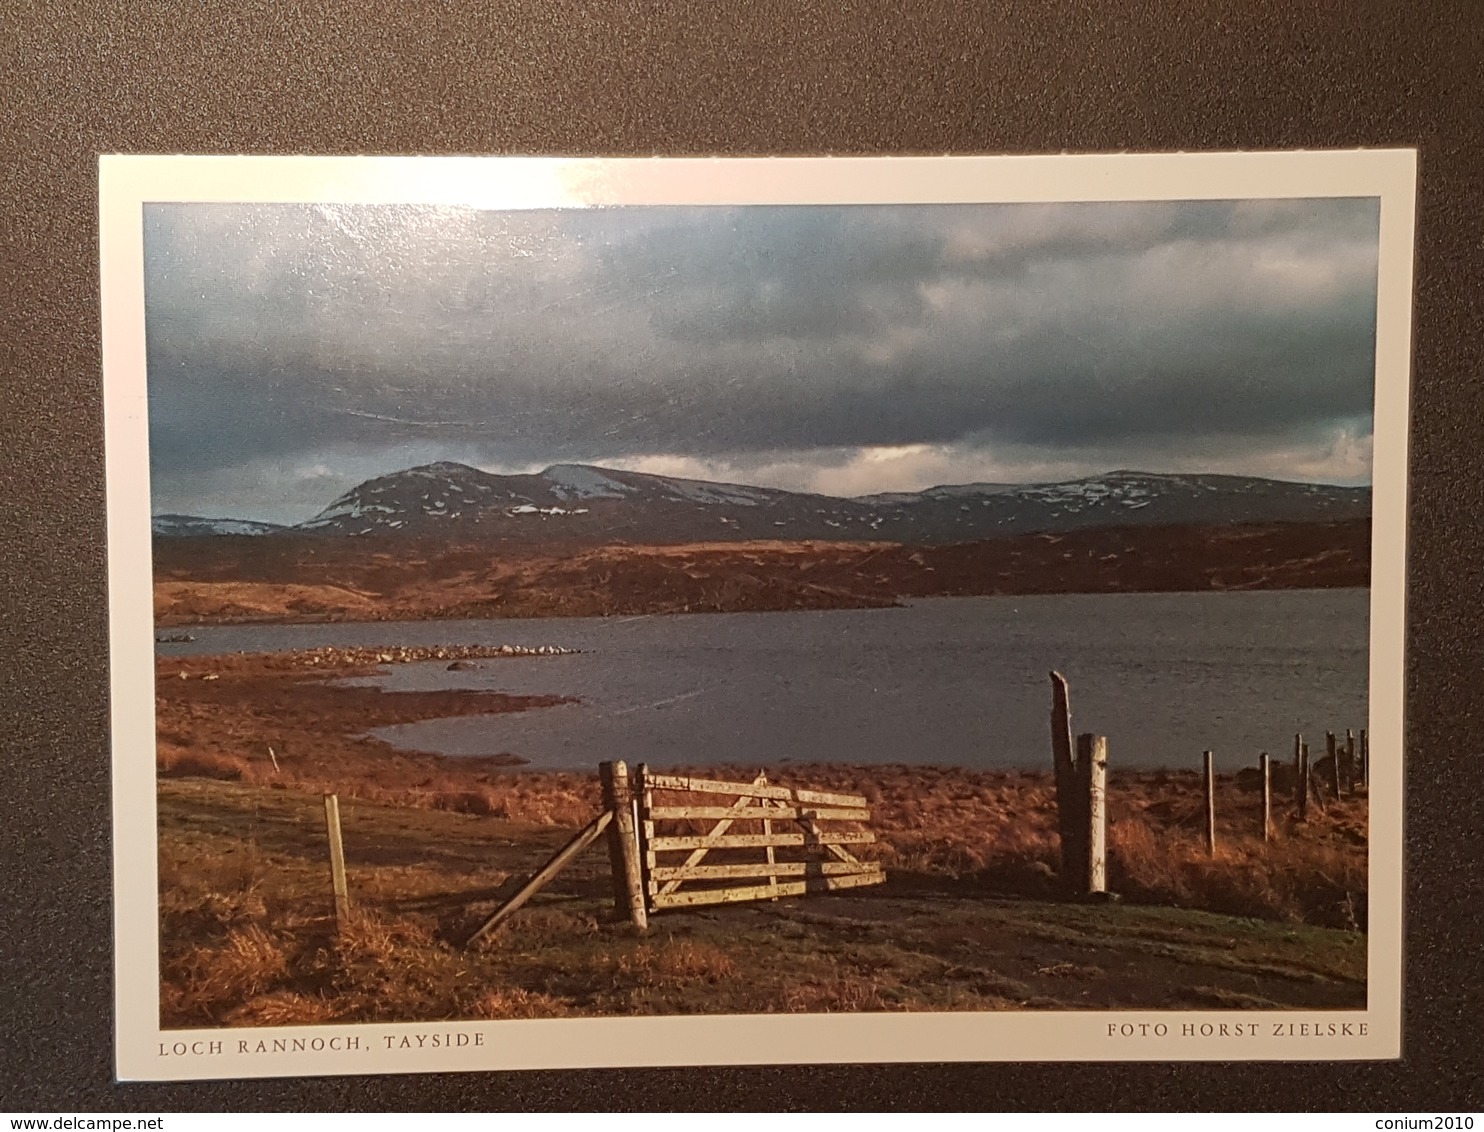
288,461,815,537
245,461,1371,543
854,470,1368,535
151,514,287,537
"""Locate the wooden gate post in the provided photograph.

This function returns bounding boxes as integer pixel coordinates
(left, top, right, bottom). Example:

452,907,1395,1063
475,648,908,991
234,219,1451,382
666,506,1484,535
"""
1077,733,1107,895
1259,752,1272,842
598,761,628,910
636,762,655,904
323,793,350,928
1049,672,1086,893
598,760,648,930
1203,751,1217,856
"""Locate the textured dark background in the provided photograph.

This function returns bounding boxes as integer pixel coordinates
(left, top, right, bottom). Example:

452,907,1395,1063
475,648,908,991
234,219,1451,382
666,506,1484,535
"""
2,0,1481,1113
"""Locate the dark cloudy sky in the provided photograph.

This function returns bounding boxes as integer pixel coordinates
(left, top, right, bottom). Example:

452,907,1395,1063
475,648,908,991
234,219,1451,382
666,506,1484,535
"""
145,198,1380,524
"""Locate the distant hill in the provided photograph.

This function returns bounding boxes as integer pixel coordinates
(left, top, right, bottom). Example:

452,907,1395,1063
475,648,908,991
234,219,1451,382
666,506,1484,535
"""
153,461,1370,546
151,514,287,538
152,517,1372,625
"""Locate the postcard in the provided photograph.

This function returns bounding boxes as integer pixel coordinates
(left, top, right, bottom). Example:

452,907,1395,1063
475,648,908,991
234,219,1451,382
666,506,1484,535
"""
100,151,1416,1081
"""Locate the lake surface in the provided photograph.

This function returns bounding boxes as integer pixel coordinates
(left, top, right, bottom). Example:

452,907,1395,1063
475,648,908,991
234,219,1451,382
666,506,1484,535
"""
157,591,1370,773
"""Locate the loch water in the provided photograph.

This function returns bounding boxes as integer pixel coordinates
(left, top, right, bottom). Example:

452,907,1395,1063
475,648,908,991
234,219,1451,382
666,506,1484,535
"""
156,590,1370,773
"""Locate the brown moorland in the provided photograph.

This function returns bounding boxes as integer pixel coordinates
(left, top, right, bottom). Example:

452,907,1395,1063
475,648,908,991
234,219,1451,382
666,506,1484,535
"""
155,648,1368,1025
154,519,1368,624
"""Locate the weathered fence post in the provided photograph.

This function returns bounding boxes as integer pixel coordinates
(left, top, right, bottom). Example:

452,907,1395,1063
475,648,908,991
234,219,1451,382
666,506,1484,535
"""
1203,751,1217,856
1305,743,1328,813
1049,672,1086,893
1292,733,1303,814
1297,740,1310,821
1327,731,1343,799
1343,729,1356,792
323,793,350,928
1259,752,1272,842
1360,729,1369,789
598,760,648,930
1078,733,1107,895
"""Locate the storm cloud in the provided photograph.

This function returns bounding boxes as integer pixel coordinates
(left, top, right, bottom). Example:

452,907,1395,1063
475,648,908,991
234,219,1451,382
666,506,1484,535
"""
144,198,1380,523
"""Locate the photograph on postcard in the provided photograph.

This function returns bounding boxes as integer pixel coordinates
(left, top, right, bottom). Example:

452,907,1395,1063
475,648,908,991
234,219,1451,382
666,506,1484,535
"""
102,153,1413,1078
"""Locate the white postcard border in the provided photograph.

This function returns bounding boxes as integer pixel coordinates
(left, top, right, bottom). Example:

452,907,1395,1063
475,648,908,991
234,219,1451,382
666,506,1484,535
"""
101,150,1416,1081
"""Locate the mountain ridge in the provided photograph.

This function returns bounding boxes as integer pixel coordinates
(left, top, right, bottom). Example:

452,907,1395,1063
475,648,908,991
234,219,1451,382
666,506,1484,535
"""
154,461,1371,545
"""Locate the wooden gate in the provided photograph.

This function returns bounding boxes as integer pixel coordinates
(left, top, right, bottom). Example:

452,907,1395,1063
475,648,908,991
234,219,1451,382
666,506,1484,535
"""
466,761,885,945
636,767,885,910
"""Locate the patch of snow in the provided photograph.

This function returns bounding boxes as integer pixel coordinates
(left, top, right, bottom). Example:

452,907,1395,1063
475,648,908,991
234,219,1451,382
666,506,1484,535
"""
312,497,399,522
152,515,282,536
542,464,633,501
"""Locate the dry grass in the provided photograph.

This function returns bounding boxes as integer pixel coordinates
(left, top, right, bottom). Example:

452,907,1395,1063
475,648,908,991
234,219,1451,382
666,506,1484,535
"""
779,975,900,1013
1106,816,1367,927
469,988,575,1019
222,991,343,1027
614,940,738,986
683,762,1368,929
156,772,1367,1028
155,580,382,623
354,776,597,826
158,743,254,781
162,926,289,1023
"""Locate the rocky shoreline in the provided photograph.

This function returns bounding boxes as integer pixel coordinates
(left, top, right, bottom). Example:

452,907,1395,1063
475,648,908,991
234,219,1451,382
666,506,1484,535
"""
169,643,583,675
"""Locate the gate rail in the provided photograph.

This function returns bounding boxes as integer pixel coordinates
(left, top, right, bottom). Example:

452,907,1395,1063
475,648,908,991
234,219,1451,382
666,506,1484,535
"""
638,768,884,910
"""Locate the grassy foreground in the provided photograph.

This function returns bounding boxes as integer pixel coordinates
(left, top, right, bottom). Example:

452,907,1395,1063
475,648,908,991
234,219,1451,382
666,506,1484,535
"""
158,775,1367,1027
